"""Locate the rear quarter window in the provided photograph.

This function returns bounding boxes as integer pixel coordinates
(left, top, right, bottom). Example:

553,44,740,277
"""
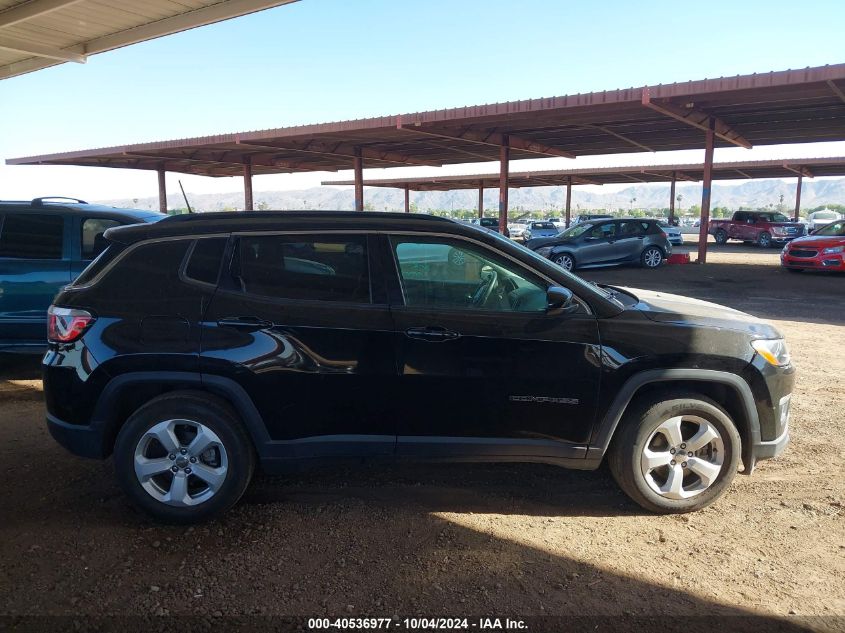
0,213,64,259
183,238,227,286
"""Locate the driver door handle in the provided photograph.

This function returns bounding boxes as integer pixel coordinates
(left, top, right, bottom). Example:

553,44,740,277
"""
405,326,460,342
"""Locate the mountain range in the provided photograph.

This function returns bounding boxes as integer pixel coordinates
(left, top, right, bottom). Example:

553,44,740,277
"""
98,177,845,215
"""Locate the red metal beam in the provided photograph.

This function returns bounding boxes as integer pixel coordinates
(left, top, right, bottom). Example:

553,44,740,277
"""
404,184,410,213
157,167,167,213
565,177,572,228
477,180,484,218
353,147,364,212
235,140,441,168
794,174,803,221
669,172,676,224
827,80,845,104
782,163,813,178
586,124,654,152
243,159,254,211
499,136,509,233
642,88,752,149
698,119,716,264
397,121,575,159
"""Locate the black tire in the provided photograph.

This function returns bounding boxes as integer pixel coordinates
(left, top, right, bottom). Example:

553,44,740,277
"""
640,246,664,269
552,252,575,271
757,231,772,248
114,391,256,524
607,392,741,514
714,229,728,245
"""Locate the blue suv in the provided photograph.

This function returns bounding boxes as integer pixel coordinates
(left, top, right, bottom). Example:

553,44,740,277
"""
0,197,164,353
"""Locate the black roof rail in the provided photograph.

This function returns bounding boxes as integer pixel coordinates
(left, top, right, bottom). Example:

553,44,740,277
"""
31,196,88,206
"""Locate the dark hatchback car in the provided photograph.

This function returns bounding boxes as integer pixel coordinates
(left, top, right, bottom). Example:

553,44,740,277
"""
44,212,792,523
0,197,164,353
526,218,671,271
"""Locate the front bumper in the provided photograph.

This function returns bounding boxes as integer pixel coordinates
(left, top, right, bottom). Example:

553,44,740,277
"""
781,252,845,271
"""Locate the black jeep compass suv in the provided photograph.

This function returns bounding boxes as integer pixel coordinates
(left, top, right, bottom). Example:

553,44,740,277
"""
43,212,793,523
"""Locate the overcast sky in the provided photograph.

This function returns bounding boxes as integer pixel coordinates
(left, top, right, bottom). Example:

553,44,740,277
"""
2,0,845,201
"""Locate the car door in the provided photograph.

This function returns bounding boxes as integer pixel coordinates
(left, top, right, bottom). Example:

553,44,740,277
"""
201,232,397,459
731,212,750,240
615,220,648,262
574,220,618,266
0,212,71,349
383,233,601,462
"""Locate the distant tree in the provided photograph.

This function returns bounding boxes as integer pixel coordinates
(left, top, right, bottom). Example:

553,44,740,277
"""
257,201,269,211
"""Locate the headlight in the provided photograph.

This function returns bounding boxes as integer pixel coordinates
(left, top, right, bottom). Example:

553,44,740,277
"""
772,227,786,235
751,339,791,367
822,246,844,254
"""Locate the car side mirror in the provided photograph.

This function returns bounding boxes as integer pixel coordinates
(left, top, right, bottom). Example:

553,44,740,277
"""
547,286,578,316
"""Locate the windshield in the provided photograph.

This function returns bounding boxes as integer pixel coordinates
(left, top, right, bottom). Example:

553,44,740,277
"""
813,211,839,220
559,223,593,239
533,222,556,229
813,220,845,236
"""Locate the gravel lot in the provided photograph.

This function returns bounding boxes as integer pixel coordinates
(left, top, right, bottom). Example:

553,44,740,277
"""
1,242,842,631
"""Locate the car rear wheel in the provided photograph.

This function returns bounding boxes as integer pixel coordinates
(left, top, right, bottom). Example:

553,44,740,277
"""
553,253,575,271
641,246,663,268
608,393,740,513
114,391,255,523
757,231,772,248
714,229,728,245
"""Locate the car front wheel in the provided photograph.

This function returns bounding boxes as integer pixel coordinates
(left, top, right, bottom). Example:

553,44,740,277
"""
641,246,663,268
608,393,740,513
114,391,255,523
757,231,772,248
552,252,575,271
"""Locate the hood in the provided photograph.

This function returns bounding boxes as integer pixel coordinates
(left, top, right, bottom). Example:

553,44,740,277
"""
620,287,780,337
786,234,845,249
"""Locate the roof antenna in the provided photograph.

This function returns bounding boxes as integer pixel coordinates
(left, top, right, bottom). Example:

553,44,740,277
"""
178,180,193,214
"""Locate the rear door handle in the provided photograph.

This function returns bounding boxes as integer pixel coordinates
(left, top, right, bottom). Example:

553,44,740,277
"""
217,316,273,330
405,326,460,342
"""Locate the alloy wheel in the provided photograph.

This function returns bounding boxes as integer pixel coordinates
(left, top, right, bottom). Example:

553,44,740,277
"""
554,254,574,271
133,419,229,507
643,247,663,268
639,415,725,500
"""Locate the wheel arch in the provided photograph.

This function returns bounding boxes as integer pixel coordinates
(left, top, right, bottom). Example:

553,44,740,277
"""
91,372,269,457
588,369,760,474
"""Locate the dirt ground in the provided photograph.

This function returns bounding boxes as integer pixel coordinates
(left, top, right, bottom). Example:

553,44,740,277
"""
0,241,843,632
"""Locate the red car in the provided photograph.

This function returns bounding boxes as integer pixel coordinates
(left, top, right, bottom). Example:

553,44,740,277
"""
781,219,845,272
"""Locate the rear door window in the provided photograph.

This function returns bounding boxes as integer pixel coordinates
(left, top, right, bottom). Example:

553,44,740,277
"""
0,213,64,259
81,218,122,260
233,235,370,303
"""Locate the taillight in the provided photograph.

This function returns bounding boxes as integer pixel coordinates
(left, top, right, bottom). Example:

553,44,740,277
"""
47,306,95,343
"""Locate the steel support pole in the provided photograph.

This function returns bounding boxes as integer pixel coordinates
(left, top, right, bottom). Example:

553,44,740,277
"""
404,185,410,213
478,181,484,218
243,160,254,211
565,178,572,228
353,147,364,211
794,174,803,221
498,137,509,234
669,172,676,224
157,167,167,213
697,120,716,264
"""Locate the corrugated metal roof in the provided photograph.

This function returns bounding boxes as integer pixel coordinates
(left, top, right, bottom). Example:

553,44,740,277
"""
8,63,845,174
323,158,845,190
0,0,298,80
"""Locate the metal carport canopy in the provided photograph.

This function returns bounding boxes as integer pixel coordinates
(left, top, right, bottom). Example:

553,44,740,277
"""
8,62,845,260
0,0,299,80
321,157,845,190
9,63,845,175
